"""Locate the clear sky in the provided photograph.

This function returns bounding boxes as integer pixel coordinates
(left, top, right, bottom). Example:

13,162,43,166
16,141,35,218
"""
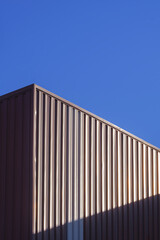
0,1,160,148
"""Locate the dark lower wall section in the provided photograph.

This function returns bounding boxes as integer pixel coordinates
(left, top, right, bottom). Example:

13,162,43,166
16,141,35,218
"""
0,88,33,240
34,195,160,240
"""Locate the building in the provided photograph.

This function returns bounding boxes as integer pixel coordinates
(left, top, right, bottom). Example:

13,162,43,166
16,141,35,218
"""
0,84,160,240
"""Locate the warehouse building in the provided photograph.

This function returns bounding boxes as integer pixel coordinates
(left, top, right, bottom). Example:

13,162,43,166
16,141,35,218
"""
0,84,160,240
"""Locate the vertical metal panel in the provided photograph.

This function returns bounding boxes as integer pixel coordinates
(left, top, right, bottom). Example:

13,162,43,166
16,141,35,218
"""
37,91,43,240
0,86,33,240
112,128,118,240
133,139,138,240
96,120,102,240
91,118,96,240
1,85,160,240
79,112,84,240
143,144,149,240
43,95,50,240
102,123,107,240
84,115,90,240
148,147,153,239
143,144,148,199
49,97,56,240
32,85,37,240
73,109,79,240
5,97,15,240
21,91,31,240
67,106,73,240
123,134,128,240
128,137,133,240
55,100,61,240
62,103,67,240
0,100,7,240
153,150,158,195
13,95,23,240
118,131,123,240
138,142,143,240
107,125,112,240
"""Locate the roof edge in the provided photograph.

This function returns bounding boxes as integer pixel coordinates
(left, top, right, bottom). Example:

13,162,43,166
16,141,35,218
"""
0,84,35,101
35,84,160,152
1,83,159,151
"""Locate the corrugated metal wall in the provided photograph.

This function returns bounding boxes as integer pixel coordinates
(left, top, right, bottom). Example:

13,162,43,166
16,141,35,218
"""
0,86,33,240
33,87,160,240
1,84,160,240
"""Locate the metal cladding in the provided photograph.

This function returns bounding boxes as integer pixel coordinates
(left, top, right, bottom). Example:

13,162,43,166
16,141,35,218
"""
0,84,160,240
0,86,33,240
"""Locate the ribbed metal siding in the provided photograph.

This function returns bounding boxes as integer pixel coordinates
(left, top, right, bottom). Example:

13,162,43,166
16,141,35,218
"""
0,87,33,240
33,88,160,240
1,84,160,240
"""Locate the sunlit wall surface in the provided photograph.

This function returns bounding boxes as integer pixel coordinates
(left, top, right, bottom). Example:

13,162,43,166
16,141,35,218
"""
0,84,160,240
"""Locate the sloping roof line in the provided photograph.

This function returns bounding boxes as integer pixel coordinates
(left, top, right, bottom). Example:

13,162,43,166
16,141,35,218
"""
1,83,159,152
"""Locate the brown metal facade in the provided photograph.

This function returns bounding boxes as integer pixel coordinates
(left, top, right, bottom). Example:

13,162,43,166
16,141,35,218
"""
0,85,33,240
1,84,160,240
33,86,160,240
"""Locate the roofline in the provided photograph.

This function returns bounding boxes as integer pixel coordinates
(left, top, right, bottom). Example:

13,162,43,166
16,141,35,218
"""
1,83,159,151
35,84,160,152
0,84,35,101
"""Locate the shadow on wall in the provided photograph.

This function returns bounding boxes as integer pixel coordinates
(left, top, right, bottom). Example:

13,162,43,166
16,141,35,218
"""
34,195,160,240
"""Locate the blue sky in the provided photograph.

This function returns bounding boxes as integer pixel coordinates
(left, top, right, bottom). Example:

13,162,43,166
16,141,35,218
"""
0,1,160,147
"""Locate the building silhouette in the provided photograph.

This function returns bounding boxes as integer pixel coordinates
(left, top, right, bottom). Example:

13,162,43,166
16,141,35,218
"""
0,84,160,240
